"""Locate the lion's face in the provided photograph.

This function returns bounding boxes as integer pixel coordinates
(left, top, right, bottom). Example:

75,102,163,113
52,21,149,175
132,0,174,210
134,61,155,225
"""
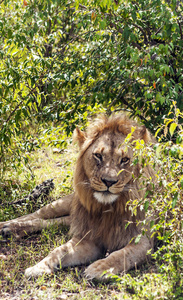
74,114,152,208
82,131,133,204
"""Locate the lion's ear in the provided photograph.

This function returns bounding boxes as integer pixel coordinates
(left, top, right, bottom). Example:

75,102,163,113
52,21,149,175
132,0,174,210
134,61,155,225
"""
73,127,86,147
140,125,151,143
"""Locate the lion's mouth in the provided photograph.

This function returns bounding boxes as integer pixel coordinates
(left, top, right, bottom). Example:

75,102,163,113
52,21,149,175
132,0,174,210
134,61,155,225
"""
93,191,119,204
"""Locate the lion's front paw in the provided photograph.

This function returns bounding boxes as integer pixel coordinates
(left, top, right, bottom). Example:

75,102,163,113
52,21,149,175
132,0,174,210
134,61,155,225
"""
85,259,114,280
0,222,25,239
25,262,52,278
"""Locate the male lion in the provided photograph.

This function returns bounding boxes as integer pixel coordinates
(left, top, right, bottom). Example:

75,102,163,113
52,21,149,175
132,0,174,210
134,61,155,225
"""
0,114,155,279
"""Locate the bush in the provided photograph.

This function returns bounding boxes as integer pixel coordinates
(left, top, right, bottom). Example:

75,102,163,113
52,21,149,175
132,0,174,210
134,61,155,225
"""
125,103,183,298
1,0,183,173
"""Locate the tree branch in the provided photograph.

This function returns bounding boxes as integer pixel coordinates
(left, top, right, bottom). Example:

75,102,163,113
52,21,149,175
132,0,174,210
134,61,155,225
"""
132,23,148,44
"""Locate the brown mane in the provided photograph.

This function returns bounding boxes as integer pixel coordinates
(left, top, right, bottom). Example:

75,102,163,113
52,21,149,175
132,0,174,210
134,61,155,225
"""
74,114,152,156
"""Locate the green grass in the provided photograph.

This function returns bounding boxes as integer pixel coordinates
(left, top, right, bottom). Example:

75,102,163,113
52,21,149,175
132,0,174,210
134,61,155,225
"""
0,139,181,299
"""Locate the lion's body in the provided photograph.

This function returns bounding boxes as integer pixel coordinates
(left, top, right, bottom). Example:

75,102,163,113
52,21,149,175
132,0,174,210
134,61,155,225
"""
0,114,155,279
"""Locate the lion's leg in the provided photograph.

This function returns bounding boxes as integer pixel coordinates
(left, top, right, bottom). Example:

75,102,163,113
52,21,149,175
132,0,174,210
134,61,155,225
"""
0,194,73,238
25,237,101,278
34,194,73,219
85,237,152,280
1,216,71,238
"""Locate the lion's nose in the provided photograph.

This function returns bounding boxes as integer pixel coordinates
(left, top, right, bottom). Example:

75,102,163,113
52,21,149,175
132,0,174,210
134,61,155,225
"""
101,178,118,188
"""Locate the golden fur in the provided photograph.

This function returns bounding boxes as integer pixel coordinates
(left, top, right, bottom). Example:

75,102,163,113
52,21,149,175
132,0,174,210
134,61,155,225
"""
0,114,155,279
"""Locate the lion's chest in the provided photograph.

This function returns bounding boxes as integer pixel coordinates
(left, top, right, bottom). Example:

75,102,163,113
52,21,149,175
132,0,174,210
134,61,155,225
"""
71,205,138,252
89,213,137,251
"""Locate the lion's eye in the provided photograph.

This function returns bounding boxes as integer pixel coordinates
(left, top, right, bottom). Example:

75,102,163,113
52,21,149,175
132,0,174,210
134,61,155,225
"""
120,157,129,164
94,153,102,162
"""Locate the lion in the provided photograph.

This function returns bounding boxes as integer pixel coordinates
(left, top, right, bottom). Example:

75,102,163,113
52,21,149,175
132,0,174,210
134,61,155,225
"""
0,114,155,280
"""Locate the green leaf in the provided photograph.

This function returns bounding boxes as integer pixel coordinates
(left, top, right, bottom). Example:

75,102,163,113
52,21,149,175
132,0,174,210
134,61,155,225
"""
156,93,165,104
172,193,178,209
156,145,162,157
181,178,183,189
123,27,130,42
169,122,177,136
144,200,149,212
99,20,106,30
135,234,142,244
150,220,154,228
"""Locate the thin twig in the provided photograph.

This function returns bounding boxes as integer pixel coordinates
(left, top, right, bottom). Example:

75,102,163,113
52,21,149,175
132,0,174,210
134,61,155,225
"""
155,25,164,35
